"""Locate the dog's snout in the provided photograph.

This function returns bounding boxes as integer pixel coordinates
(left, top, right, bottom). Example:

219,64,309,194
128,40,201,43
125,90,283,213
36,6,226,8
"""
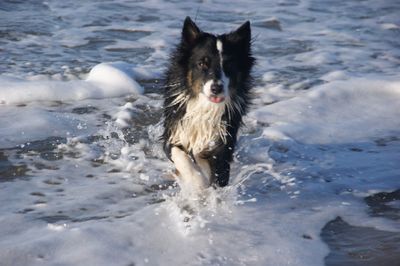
210,83,223,95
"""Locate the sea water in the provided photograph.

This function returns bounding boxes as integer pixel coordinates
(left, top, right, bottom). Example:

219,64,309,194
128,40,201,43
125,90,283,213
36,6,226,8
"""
1,0,400,265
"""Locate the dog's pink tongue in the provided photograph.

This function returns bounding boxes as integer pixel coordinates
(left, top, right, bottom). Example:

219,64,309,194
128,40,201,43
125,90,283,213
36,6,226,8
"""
210,96,224,103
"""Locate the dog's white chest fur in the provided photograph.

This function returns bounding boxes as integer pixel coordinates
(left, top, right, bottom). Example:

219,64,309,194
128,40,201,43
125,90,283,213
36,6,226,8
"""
169,94,227,155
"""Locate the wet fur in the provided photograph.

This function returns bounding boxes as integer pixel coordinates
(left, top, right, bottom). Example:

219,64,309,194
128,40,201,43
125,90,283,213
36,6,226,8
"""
162,17,255,187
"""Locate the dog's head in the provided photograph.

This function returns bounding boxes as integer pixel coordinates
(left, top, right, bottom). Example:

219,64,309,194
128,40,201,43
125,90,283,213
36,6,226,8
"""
179,17,253,104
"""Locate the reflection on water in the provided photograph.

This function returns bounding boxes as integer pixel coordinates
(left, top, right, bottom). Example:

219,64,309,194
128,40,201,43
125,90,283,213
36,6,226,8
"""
365,190,400,221
321,216,400,266
0,151,29,181
323,191,400,266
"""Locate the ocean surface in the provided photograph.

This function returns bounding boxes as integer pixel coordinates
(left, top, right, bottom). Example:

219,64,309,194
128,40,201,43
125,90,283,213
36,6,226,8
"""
1,0,400,265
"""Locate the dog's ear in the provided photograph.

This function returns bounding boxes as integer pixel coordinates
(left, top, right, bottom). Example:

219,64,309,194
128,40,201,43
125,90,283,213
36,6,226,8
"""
235,21,251,43
226,21,251,51
182,16,201,46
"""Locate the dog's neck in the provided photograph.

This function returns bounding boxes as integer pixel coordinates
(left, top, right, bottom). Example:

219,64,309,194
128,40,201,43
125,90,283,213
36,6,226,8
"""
169,93,228,155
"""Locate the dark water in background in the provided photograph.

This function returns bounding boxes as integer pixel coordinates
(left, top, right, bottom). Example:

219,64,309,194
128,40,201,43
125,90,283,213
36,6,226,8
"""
1,0,400,265
1,0,400,80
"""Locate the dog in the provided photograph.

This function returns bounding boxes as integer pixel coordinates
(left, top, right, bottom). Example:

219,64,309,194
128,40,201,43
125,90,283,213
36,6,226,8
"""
162,17,254,192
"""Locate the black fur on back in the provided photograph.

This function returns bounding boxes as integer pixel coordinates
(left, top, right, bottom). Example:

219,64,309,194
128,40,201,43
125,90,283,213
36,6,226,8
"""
162,17,255,186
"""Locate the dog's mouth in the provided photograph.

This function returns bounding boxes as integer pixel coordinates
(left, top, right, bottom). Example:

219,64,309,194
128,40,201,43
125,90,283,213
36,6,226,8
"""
208,95,225,103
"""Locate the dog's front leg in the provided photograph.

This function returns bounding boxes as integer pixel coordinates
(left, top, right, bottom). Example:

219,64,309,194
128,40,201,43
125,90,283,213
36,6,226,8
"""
207,147,233,187
171,146,208,192
194,155,211,181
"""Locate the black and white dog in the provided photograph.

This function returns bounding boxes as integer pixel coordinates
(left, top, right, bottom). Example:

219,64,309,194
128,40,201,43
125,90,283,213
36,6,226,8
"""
162,17,254,192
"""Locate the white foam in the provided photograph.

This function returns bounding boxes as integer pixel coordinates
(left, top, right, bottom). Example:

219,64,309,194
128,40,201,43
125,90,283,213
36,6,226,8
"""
381,23,400,30
86,62,143,94
253,77,400,144
0,105,94,148
114,102,136,128
0,63,142,105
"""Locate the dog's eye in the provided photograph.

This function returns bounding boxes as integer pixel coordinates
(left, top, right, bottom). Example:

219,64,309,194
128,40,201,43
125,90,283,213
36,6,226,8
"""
197,57,210,70
198,61,208,70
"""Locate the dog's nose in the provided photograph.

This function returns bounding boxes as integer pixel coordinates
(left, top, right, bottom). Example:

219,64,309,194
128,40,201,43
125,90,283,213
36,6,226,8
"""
210,83,223,95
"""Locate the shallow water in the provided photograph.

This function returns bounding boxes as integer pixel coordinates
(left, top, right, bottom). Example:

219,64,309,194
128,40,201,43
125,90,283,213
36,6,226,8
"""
1,0,400,265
